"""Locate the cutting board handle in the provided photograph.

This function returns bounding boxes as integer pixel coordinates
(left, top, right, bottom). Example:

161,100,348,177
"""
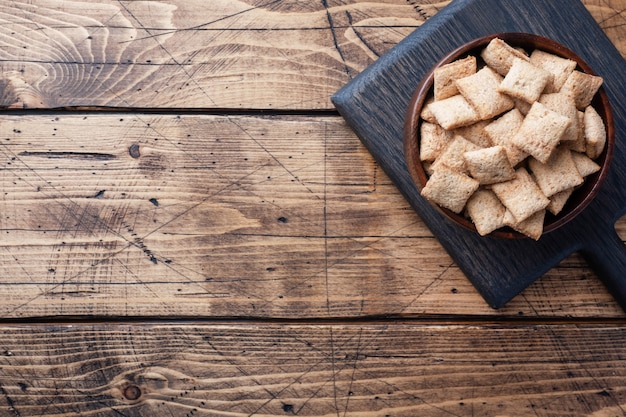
582,228,626,313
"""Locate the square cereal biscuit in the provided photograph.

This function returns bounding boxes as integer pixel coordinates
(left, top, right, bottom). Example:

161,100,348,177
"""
565,110,587,153
571,151,601,177
420,97,437,123
498,58,553,103
480,37,530,76
561,70,604,110
434,55,477,101
529,49,577,93
513,97,532,116
430,135,481,174
583,105,606,159
547,188,574,216
421,165,479,214
428,95,480,130
455,66,514,120
454,120,493,148
466,189,506,236
491,167,549,223
538,93,579,142
528,146,583,197
420,122,453,161
484,108,527,166
511,101,571,164
504,209,546,241
463,146,516,184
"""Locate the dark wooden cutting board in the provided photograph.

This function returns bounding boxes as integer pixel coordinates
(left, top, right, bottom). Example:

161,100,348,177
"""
331,0,626,310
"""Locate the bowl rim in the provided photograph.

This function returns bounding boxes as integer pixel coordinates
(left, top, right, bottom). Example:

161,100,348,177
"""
403,32,615,239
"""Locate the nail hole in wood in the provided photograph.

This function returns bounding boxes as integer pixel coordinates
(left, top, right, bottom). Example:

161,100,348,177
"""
123,385,142,401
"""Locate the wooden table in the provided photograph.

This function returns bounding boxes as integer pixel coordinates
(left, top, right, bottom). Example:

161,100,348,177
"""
1,1,625,415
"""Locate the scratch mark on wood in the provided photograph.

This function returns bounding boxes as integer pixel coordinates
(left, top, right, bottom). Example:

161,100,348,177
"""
329,326,340,417
595,0,626,28
292,331,371,415
116,0,219,107
225,117,321,197
121,0,284,43
1,384,21,416
245,332,353,416
17,151,116,161
323,121,331,316
406,0,450,21
321,0,351,77
346,11,381,58
88,190,106,199
342,328,362,417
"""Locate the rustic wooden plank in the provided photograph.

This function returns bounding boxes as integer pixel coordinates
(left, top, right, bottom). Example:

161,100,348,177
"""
1,113,624,319
0,0,424,110
0,0,622,110
1,323,626,416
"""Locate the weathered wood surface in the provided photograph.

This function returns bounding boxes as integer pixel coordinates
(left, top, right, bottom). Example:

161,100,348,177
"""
0,0,622,110
1,112,625,319
0,0,431,110
0,0,626,415
2,323,626,417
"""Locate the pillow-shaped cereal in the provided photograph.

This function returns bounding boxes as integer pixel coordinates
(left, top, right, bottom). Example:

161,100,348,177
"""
529,49,577,93
528,146,583,197
428,95,480,130
454,120,493,148
484,108,527,166
421,165,479,214
480,37,530,76
511,101,571,164
583,105,606,159
538,93,579,142
463,146,516,184
565,110,587,153
430,135,481,174
466,189,506,236
503,209,546,241
420,122,453,161
571,151,601,177
498,58,553,103
561,70,604,110
434,55,477,101
491,167,549,223
455,66,514,120
547,189,574,216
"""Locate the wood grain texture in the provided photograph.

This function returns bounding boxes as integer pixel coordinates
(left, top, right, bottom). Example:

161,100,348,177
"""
1,323,626,416
1,113,624,319
0,0,424,110
0,0,621,110
0,1,626,415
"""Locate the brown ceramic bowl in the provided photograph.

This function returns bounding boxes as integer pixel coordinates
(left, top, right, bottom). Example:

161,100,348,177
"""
403,32,614,239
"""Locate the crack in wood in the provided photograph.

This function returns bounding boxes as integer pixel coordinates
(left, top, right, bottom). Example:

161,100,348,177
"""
346,11,382,58
321,0,351,77
17,151,116,160
0,385,21,417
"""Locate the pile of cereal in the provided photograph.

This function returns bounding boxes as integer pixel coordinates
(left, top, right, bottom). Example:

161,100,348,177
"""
419,37,606,240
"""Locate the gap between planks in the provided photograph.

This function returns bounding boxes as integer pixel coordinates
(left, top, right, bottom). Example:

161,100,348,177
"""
1,315,626,327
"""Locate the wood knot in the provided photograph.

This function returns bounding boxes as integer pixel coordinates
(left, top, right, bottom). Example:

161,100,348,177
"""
123,384,142,401
128,143,141,158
